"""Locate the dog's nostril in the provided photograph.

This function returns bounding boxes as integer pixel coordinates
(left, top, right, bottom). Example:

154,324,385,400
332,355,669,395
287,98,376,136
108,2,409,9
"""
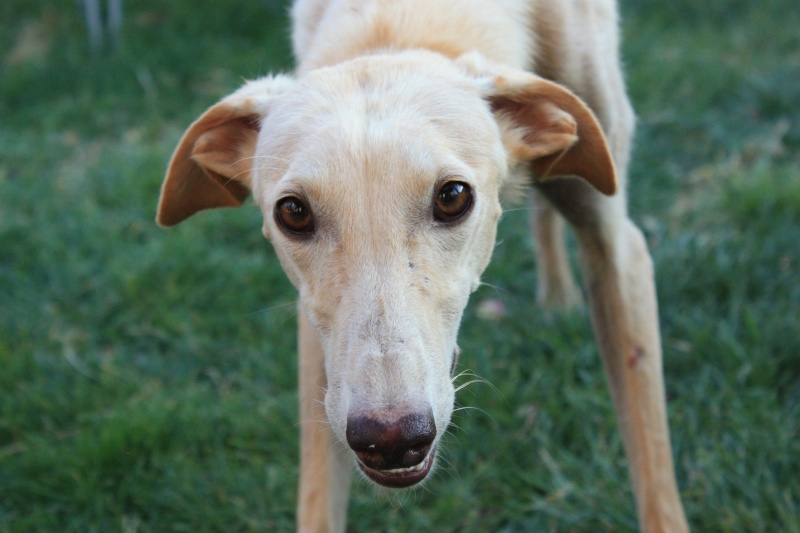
403,443,430,466
346,411,436,470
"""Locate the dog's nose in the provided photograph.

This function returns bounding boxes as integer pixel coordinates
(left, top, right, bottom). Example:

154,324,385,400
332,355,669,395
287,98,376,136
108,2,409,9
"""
346,411,436,470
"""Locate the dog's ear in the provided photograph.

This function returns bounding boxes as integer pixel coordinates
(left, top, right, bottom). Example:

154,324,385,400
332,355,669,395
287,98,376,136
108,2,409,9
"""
157,75,295,227
458,54,616,195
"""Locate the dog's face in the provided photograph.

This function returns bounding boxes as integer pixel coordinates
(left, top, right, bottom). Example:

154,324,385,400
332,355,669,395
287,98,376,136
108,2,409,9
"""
157,51,615,488
257,55,505,485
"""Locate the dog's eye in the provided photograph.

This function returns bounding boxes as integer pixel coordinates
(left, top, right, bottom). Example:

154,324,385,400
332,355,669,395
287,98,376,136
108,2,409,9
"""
434,181,472,222
275,196,315,235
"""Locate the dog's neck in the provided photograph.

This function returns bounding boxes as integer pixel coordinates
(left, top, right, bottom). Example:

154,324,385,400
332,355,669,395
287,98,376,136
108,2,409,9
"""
294,0,535,73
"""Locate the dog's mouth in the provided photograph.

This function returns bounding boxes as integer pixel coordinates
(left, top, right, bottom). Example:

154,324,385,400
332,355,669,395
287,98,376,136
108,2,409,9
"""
356,446,436,488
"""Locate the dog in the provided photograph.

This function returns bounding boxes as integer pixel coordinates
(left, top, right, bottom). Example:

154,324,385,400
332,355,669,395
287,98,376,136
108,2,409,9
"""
156,0,689,531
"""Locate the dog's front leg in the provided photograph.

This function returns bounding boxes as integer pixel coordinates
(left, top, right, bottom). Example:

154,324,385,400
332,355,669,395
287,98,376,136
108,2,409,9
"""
297,308,351,532
571,208,689,533
537,174,688,532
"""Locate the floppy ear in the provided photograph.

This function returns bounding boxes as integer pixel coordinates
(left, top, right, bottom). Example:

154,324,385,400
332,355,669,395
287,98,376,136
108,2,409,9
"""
459,55,616,195
156,75,295,227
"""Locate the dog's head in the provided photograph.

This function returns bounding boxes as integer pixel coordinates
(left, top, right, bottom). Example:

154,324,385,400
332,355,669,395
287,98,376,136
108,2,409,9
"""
157,51,615,488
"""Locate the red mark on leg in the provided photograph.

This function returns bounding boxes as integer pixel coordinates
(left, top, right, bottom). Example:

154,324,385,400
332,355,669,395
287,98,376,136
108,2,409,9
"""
628,346,645,368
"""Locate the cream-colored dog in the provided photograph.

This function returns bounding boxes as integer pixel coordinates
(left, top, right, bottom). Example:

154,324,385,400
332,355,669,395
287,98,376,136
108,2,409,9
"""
156,0,689,531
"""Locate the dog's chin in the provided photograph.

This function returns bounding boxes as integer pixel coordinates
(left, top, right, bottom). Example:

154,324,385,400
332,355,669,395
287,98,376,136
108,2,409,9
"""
356,446,436,489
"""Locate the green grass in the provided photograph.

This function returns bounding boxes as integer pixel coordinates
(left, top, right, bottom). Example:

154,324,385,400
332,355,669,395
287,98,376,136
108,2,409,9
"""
1,0,798,531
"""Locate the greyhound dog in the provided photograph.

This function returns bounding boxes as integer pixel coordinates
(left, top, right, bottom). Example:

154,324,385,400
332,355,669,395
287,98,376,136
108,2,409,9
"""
156,0,689,530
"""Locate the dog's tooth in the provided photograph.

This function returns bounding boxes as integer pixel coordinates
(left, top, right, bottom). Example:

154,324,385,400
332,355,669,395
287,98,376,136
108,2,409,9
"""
381,459,428,474
371,452,433,475
385,465,415,474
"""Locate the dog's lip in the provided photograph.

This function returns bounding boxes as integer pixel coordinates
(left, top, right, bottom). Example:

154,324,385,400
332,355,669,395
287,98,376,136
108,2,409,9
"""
356,446,436,488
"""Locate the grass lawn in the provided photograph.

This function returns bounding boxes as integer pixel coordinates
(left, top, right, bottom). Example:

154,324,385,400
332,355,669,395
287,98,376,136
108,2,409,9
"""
1,0,798,531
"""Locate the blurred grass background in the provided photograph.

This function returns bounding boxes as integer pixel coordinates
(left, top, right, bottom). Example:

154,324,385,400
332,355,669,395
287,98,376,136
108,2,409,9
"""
0,0,798,531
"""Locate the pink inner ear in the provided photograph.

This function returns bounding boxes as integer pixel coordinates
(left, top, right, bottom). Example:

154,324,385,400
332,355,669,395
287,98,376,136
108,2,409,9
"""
490,86,617,195
518,99,577,138
519,106,578,163
191,117,259,184
493,96,579,163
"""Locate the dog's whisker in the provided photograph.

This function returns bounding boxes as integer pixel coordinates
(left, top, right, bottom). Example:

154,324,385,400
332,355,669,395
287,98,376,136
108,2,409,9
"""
246,299,299,316
444,421,464,433
291,418,334,429
453,378,492,393
227,164,286,182
501,205,536,213
238,154,292,164
451,367,485,380
227,155,293,172
476,280,505,293
249,163,292,174
450,368,481,382
452,368,502,399
451,405,497,426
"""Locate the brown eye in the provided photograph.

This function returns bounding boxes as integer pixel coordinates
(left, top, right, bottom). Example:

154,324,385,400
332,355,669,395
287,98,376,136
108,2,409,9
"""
275,196,315,235
434,181,472,222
